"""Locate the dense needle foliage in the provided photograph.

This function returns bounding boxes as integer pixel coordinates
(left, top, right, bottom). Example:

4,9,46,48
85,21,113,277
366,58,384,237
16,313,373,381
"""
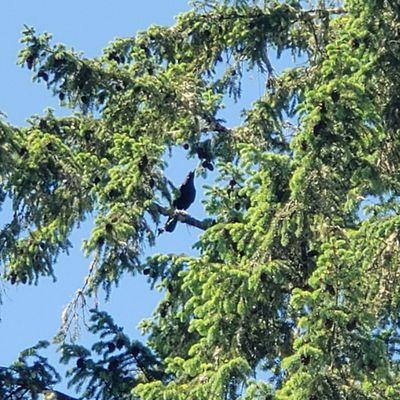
2,0,400,398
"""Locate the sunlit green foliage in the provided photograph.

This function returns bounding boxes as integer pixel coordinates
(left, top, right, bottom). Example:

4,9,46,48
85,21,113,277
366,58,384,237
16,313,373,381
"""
2,0,400,399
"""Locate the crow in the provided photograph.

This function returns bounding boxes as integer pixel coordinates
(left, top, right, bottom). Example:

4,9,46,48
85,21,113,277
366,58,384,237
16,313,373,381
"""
164,171,196,232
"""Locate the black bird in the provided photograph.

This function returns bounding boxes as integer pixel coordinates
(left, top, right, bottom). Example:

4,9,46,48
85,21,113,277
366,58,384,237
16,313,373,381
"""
164,171,196,232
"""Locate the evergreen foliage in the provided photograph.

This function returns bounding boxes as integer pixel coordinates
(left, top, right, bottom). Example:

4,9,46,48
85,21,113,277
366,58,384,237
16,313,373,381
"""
2,0,400,398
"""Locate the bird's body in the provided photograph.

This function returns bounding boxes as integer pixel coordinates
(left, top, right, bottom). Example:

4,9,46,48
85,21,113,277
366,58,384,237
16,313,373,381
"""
164,171,196,232
172,171,196,210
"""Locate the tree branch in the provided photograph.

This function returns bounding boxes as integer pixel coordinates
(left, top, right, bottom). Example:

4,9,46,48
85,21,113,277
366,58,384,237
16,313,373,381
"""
152,203,214,231
194,7,346,22
202,113,232,135
302,8,346,16
42,389,80,400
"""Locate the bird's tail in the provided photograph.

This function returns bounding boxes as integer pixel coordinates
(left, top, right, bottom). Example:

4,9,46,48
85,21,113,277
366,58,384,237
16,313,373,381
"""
164,217,178,232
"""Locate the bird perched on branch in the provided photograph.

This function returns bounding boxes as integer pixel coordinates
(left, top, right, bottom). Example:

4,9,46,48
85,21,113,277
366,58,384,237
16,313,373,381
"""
164,171,196,232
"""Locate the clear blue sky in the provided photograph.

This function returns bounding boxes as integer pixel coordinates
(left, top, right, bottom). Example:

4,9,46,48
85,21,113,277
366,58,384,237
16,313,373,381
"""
0,1,279,396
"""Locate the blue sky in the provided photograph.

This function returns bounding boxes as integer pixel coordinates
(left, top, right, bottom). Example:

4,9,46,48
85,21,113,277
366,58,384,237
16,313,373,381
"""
0,1,279,395
0,0,191,392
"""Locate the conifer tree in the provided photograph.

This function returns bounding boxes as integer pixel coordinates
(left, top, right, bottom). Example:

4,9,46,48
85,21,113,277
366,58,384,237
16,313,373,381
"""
2,0,400,398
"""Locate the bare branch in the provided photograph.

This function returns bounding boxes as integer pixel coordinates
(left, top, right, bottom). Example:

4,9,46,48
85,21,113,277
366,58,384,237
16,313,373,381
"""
42,389,80,400
152,203,215,231
304,8,347,16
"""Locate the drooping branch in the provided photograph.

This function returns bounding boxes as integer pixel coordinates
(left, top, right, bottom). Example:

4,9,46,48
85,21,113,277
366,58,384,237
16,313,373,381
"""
0,366,75,400
152,203,215,231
